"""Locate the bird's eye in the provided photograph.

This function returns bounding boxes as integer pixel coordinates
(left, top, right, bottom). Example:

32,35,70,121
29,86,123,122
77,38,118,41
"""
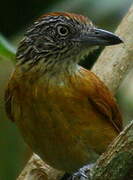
57,25,69,36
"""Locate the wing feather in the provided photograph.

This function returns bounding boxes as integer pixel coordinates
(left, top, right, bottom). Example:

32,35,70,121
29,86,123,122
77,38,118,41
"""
79,67,123,133
88,71,123,132
5,82,15,122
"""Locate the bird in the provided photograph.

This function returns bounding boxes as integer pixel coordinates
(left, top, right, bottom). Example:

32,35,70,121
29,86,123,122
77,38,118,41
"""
5,12,123,179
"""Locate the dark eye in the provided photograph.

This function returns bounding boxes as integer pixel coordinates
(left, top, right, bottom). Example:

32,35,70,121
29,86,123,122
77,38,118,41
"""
57,25,69,36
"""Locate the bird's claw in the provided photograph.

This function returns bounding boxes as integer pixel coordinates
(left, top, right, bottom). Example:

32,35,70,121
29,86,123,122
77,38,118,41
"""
68,164,94,180
71,171,88,180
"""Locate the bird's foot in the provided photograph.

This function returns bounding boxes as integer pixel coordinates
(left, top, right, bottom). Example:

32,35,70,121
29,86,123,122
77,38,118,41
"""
61,164,95,180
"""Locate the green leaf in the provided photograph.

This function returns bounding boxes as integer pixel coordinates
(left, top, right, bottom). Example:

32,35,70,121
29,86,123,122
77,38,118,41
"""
0,34,16,63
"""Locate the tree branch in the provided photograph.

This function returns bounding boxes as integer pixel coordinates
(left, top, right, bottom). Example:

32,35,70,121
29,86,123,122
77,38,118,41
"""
17,4,133,180
91,120,133,180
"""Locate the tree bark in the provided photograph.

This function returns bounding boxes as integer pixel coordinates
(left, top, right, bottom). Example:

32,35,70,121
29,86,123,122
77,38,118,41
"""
17,3,133,180
91,120,133,180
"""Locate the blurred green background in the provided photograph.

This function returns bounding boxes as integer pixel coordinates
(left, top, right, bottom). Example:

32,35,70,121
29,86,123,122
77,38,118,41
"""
0,0,133,179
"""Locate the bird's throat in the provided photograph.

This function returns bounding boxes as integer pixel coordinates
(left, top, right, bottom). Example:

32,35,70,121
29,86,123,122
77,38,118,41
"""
17,56,80,79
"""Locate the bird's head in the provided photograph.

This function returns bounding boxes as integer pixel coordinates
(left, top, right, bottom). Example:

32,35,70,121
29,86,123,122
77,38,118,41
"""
17,12,122,73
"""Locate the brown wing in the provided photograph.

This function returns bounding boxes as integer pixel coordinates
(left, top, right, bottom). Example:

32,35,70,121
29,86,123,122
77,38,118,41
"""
88,71,123,133
5,81,15,122
79,67,123,133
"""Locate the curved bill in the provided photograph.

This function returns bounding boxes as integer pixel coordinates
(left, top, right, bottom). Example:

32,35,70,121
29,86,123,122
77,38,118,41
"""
73,28,123,46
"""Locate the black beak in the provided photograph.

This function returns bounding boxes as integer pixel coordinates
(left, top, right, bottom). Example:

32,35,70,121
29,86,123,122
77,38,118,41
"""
75,28,123,46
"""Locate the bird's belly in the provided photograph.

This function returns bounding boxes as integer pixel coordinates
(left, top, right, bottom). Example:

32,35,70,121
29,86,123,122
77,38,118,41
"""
14,91,117,172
